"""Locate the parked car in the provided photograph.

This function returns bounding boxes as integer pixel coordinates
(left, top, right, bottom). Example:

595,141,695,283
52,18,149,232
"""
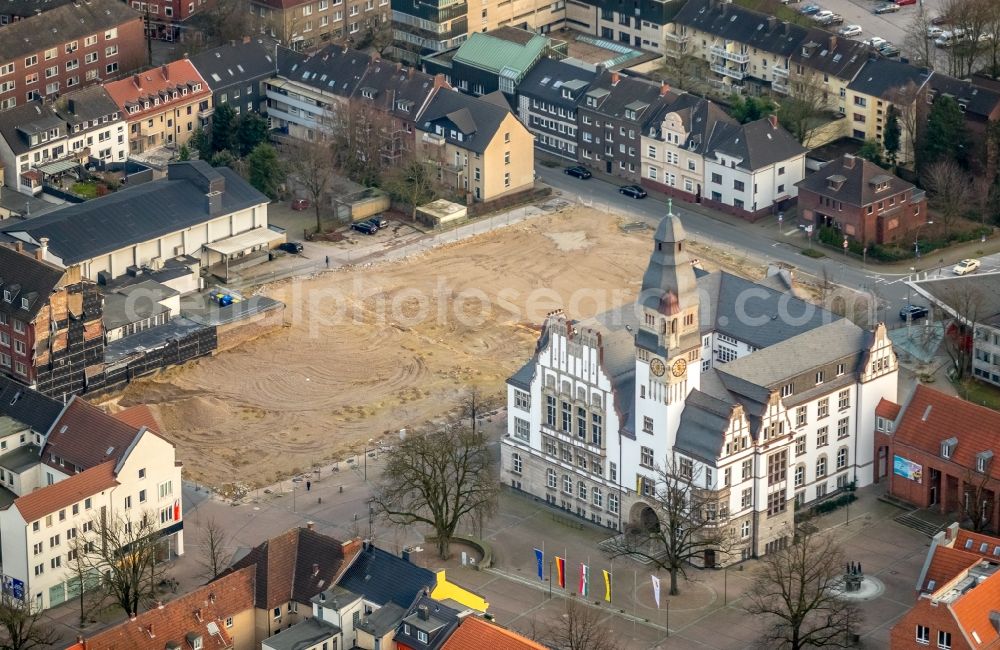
926,26,944,38
811,9,834,21
878,42,901,57
953,258,981,275
864,36,888,48
930,14,948,25
351,221,379,235
799,4,821,14
565,166,592,179
873,3,900,14
619,185,648,199
278,241,304,253
899,304,929,321
818,13,843,25
367,215,389,229
291,198,310,211
838,24,863,36
896,0,916,6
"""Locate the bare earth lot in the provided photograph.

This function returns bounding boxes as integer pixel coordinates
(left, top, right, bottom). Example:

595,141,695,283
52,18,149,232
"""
118,207,746,488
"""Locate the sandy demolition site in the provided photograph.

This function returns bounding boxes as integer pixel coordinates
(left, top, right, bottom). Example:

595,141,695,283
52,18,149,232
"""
118,207,764,489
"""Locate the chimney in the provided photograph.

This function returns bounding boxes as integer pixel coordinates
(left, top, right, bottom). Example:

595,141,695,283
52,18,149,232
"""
14,241,23,253
829,35,838,51
157,600,164,609
402,547,411,562
161,64,169,80
768,114,778,129
767,15,777,30
843,153,856,169
312,563,320,577
417,605,429,621
307,521,315,531
132,74,141,89
129,613,137,622
660,81,670,97
990,611,1000,633
433,73,448,89
146,624,155,638
206,191,222,216
36,237,49,261
610,71,620,86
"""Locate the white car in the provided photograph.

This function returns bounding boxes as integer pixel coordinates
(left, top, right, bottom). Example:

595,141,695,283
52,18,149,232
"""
865,36,888,49
926,26,943,38
839,24,863,37
812,9,835,21
953,258,981,275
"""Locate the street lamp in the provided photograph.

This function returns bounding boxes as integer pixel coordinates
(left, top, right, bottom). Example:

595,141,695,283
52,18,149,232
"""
914,220,934,259
363,438,374,481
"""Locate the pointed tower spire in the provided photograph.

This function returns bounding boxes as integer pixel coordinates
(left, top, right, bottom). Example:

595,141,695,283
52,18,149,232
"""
639,205,697,318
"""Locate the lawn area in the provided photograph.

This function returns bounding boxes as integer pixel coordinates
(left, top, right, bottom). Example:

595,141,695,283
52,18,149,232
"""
70,181,100,199
952,378,1000,411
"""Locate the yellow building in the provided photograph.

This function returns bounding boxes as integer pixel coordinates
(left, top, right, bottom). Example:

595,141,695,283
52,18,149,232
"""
417,88,535,202
248,0,390,51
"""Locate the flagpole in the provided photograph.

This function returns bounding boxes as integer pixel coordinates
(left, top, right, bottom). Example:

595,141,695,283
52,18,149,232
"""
548,559,553,599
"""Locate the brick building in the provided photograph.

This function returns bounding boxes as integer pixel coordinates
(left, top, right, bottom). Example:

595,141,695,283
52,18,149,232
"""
104,59,212,153
0,243,103,397
874,385,1000,534
889,524,1000,650
127,0,209,42
248,0,389,52
0,0,146,111
796,153,928,247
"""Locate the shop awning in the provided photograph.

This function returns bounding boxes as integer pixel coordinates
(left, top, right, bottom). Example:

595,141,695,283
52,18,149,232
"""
203,228,283,258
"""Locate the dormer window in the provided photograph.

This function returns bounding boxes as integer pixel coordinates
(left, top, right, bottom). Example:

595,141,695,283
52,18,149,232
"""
20,297,28,309
875,416,893,433
941,437,957,460
562,88,572,99
977,451,993,473
625,109,636,120
3,290,10,302
586,97,596,107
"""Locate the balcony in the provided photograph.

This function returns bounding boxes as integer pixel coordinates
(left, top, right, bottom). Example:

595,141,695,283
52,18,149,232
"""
772,79,790,94
710,45,750,64
421,132,445,146
772,65,789,78
710,63,747,81
663,30,689,44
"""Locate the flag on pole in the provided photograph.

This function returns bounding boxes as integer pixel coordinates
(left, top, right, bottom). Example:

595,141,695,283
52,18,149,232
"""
534,548,544,580
651,575,662,608
555,556,566,589
579,564,589,597
603,569,612,602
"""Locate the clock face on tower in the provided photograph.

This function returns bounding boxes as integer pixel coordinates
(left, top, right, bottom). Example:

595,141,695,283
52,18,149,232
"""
650,359,666,377
671,358,688,377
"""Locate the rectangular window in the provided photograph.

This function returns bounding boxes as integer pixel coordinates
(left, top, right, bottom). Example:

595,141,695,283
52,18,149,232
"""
640,446,654,468
796,406,807,427
766,490,786,516
795,435,806,457
768,450,787,486
817,398,829,419
513,390,530,410
915,625,930,645
680,458,693,480
741,487,752,509
577,407,587,439
561,401,571,432
838,389,850,410
643,416,653,434
817,426,828,448
937,631,950,649
545,395,556,427
513,418,529,442
591,412,603,446
158,481,173,499
742,459,752,480
837,417,850,439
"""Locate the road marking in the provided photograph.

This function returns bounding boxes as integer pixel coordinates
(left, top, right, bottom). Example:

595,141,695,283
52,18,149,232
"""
783,229,798,236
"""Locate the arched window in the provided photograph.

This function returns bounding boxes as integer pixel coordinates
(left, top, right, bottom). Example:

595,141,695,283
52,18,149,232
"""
816,455,827,479
837,447,848,470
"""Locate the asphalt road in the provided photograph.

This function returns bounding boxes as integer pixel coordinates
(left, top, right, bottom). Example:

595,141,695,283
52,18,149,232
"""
535,164,1000,322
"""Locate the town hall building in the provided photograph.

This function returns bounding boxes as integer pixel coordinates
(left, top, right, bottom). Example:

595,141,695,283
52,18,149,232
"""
502,206,899,563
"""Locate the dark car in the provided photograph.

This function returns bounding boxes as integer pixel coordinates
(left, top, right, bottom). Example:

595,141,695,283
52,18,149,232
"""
873,3,899,14
899,304,929,321
565,166,592,179
351,221,378,235
291,199,310,211
278,241,304,254
367,215,389,229
878,43,901,57
619,185,648,199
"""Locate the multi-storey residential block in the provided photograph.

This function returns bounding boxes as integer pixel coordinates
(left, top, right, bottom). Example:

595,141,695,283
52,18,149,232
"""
516,57,596,161
576,69,675,181
0,0,145,111
796,153,927,246
0,244,103,395
250,0,390,52
104,59,212,154
501,209,897,562
188,38,278,119
128,0,209,41
787,31,868,115
565,0,685,54
701,115,805,219
845,58,930,166
416,87,535,201
0,393,183,611
422,28,548,98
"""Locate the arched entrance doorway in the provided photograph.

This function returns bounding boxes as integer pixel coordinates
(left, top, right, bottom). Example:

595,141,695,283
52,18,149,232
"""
628,501,661,534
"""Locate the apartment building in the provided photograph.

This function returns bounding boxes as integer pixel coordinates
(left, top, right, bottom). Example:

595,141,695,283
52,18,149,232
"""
0,0,75,24
250,0,390,51
516,57,596,161
845,58,930,166
423,28,549,97
788,31,868,114
576,70,675,181
188,38,278,118
104,59,212,154
416,88,535,201
501,210,897,562
565,0,686,53
701,115,806,220
128,0,209,41
0,0,145,111
0,396,184,611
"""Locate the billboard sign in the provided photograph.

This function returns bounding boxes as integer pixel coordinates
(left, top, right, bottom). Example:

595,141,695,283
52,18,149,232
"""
893,455,923,483
2,575,25,600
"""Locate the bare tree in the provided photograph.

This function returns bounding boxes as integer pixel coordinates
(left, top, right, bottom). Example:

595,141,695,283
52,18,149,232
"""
941,0,990,77
198,518,232,580
779,78,832,146
543,600,622,650
936,282,985,381
374,423,499,559
0,592,58,650
329,104,395,187
923,160,973,238
384,157,439,219
745,530,862,650
71,510,169,617
960,464,997,533
659,52,710,97
604,458,732,596
285,136,336,234
454,387,501,436
902,8,936,70
982,0,1000,77
885,82,926,169
197,0,252,47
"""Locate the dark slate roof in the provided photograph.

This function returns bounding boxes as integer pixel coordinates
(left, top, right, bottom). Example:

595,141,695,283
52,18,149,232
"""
673,0,808,57
910,273,1000,321
697,270,838,349
0,0,74,19
262,618,341,650
795,154,915,207
42,396,143,471
188,40,277,92
0,376,64,434
0,101,65,156
706,116,806,171
357,602,407,636
791,30,870,80
337,544,436,608
0,244,65,322
646,95,736,155
516,58,597,110
225,527,354,610
417,88,512,155
927,73,1000,120
0,163,268,265
581,70,675,126
675,387,734,464
277,44,369,99
847,57,931,99
394,595,464,650
507,360,535,391
54,86,121,130
0,0,140,63
353,59,441,122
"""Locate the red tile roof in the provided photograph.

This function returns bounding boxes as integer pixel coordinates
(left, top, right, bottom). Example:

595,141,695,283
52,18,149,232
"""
922,545,981,591
954,529,1000,560
113,405,162,435
13,461,117,523
875,397,900,420
82,566,255,650
104,59,210,121
893,385,1000,481
441,617,547,650
43,397,142,472
951,569,1000,649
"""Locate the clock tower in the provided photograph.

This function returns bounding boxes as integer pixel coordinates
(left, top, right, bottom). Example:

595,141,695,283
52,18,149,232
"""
633,200,700,453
